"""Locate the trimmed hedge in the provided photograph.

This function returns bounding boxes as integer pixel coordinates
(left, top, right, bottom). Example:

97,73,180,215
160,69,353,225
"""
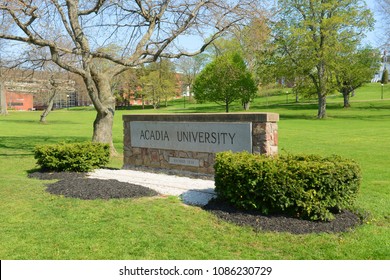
214,151,361,221
34,142,110,172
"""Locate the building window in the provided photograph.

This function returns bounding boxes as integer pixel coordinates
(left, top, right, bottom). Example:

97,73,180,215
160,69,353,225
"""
10,102,24,106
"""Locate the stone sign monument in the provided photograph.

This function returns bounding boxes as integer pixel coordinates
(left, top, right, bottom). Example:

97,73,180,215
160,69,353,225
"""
123,113,279,174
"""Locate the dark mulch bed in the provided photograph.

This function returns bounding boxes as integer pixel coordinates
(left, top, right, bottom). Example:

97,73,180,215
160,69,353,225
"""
28,171,159,200
46,178,159,200
29,171,362,234
203,199,362,234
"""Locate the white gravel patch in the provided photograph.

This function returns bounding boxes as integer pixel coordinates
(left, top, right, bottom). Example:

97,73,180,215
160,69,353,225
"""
88,169,216,206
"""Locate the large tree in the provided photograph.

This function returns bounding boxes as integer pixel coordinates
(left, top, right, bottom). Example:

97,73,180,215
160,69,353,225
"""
139,59,176,109
274,0,373,118
233,16,274,86
193,52,257,112
0,0,255,153
335,47,380,108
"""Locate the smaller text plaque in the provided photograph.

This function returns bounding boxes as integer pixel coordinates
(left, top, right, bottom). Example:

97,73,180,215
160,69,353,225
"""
169,157,200,167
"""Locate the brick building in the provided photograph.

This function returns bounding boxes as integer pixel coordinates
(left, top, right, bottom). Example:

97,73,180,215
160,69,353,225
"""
3,77,79,110
5,90,34,111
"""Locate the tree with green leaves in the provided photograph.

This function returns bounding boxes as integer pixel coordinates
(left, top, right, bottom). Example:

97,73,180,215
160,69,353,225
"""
140,59,176,109
193,52,257,112
236,17,276,88
206,15,274,88
274,0,374,118
335,48,380,107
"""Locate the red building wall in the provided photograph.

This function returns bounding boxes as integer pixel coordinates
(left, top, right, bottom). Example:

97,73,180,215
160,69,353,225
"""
6,91,34,111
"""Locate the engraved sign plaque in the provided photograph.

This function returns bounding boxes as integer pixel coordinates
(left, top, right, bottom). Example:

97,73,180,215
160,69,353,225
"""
130,121,252,153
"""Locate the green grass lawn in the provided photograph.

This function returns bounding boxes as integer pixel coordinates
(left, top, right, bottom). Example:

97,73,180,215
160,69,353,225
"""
0,83,389,259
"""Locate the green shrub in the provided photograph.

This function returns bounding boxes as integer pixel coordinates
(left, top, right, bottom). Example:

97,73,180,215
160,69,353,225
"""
214,151,361,221
34,142,110,172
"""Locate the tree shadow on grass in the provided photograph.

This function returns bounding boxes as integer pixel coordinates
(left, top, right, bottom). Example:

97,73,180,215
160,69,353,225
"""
0,118,82,125
0,152,35,157
0,136,89,155
251,101,390,121
0,119,38,125
350,103,390,111
250,103,320,120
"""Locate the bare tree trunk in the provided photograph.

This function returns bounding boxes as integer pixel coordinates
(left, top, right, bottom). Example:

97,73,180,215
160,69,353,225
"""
40,90,57,123
243,101,250,110
317,93,327,119
295,89,299,103
316,63,327,119
88,73,117,155
343,91,351,108
152,89,159,109
0,82,8,116
93,109,115,147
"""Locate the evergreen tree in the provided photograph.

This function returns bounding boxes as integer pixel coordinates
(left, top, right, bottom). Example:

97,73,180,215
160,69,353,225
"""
382,69,389,84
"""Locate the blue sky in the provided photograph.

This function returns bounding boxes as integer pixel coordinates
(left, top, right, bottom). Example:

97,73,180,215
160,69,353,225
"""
1,0,385,61
363,0,386,47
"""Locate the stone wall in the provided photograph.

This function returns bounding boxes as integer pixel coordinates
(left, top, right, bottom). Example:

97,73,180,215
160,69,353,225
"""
123,113,279,174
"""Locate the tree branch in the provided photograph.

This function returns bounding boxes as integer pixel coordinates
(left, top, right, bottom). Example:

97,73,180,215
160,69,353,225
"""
78,0,106,15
